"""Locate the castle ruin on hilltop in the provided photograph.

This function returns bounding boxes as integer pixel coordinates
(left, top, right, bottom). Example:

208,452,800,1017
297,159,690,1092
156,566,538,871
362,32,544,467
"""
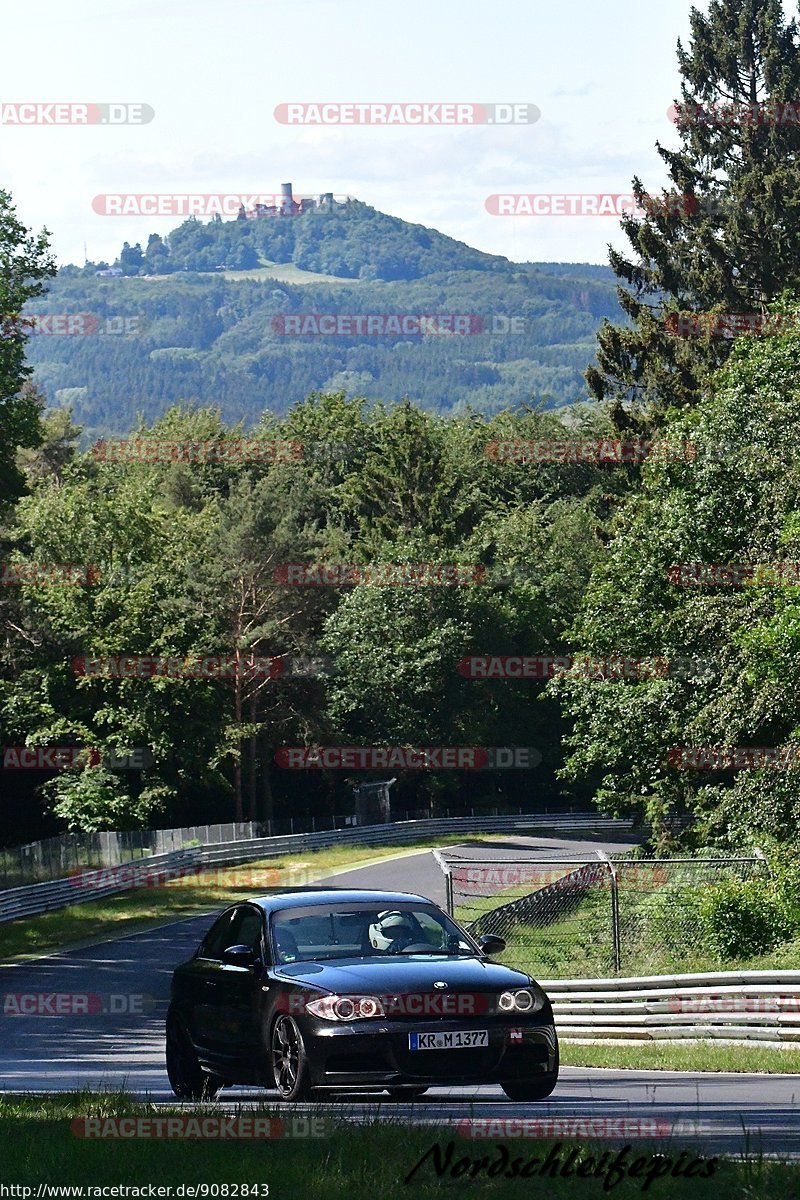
235,183,350,220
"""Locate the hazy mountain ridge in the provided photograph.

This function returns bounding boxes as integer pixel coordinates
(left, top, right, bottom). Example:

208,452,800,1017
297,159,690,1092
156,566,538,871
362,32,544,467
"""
27,204,621,436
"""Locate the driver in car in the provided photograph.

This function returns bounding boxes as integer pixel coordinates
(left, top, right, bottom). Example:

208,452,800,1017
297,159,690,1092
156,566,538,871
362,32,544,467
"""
368,910,419,954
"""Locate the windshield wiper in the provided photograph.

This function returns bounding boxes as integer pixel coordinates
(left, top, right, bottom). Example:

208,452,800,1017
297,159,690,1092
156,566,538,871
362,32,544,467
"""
400,948,478,955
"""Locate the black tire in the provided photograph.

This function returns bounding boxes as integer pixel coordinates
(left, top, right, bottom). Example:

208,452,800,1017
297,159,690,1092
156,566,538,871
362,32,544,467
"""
501,1042,559,1101
501,1073,558,1101
385,1086,429,1100
166,1009,223,1100
271,1014,313,1101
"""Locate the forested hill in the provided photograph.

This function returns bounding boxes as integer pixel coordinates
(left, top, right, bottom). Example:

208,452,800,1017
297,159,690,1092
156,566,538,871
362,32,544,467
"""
26,201,621,438
98,199,509,280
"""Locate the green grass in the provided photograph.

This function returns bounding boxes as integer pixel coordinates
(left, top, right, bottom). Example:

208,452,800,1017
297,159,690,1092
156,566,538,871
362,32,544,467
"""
458,876,800,981
0,839,471,964
220,261,362,285
0,1095,796,1197
561,1041,800,1074
0,834,514,964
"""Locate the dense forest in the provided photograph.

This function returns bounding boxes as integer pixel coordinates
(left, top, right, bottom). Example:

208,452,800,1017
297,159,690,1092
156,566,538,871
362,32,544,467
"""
0,394,627,843
21,204,620,437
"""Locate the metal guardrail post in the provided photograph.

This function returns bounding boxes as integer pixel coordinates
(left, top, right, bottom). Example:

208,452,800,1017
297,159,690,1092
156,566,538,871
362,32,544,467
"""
597,850,621,974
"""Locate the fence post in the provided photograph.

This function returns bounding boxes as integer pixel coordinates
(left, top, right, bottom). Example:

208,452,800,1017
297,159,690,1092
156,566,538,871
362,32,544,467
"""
597,850,621,974
432,851,454,915
753,847,770,877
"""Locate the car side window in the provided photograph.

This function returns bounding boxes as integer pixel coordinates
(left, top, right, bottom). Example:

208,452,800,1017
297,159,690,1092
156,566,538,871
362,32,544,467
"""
198,909,238,961
230,906,264,958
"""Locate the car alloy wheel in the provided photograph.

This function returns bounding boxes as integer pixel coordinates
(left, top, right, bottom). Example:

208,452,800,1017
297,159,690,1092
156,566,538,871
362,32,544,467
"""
165,1010,222,1100
271,1014,312,1101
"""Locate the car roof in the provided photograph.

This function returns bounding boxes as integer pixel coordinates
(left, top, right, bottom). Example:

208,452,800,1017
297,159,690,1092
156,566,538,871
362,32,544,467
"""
244,888,435,914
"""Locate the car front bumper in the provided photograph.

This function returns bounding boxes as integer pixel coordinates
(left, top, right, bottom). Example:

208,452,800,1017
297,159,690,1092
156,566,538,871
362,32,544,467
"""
301,1017,558,1089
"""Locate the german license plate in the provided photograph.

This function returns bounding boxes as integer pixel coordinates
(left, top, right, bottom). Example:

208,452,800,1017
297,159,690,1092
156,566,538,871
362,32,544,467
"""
409,1030,488,1050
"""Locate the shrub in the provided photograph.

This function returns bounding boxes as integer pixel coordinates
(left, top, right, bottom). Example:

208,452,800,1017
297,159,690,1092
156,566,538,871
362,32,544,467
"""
697,876,794,960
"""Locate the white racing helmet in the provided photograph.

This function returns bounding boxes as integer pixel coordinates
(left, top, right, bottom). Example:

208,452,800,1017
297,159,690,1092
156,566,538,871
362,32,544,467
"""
368,909,414,950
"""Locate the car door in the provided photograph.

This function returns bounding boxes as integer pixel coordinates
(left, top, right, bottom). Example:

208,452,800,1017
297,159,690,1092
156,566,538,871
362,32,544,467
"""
188,907,242,1058
201,904,267,1073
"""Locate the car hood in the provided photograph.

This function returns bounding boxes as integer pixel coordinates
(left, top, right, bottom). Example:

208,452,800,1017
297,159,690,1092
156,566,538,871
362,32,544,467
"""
273,954,540,995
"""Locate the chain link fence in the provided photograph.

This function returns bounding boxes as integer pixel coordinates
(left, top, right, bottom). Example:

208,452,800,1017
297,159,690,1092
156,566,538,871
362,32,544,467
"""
438,851,769,978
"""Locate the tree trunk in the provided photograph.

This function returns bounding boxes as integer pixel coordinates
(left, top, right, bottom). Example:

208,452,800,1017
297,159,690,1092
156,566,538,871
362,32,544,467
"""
247,692,257,821
260,730,274,830
233,648,243,822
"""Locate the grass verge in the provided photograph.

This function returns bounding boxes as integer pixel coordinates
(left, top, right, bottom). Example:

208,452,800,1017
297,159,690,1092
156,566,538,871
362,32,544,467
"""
0,1095,796,1198
560,1040,800,1074
0,836,482,965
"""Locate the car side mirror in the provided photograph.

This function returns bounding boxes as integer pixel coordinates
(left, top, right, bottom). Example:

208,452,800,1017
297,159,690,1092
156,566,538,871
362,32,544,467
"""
478,934,506,955
222,944,258,967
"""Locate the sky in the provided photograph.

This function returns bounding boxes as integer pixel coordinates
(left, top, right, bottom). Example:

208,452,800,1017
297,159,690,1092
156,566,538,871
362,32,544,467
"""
1,0,707,268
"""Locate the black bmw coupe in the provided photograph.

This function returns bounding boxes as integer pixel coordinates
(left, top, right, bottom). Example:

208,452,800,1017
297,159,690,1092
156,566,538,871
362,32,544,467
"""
166,887,559,1101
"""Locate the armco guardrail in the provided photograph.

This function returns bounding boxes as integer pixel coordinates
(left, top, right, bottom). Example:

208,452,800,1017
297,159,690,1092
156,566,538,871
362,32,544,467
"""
0,812,635,925
544,970,800,1043
0,847,203,924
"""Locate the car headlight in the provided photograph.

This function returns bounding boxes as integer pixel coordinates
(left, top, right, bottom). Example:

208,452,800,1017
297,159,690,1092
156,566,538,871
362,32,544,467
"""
305,994,386,1021
498,988,543,1014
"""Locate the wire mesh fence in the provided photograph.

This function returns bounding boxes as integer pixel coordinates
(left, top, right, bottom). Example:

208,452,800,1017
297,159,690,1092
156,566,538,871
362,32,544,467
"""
439,851,769,978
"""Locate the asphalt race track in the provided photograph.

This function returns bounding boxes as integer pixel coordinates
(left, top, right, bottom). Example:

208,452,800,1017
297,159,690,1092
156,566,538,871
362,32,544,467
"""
1,836,798,1157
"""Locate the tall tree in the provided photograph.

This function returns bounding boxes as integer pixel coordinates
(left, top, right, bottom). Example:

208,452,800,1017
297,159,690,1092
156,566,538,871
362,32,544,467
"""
588,0,800,430
0,191,56,516
556,314,800,846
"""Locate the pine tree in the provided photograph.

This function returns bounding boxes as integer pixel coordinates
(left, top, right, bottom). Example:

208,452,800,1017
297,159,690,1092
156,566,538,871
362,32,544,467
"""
0,191,56,516
588,0,800,431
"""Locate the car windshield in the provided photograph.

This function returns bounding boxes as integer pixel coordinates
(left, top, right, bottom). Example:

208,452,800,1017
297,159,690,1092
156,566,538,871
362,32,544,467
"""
269,903,479,965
